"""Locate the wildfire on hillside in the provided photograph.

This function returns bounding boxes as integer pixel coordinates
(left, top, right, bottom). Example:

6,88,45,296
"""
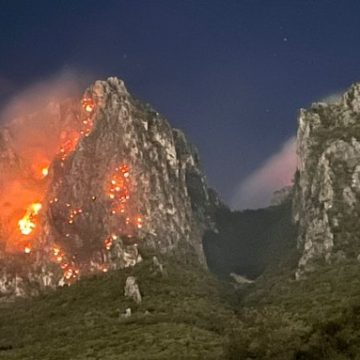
0,93,144,286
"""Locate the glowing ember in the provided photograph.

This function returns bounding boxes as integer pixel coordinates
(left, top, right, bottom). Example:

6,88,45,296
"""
104,237,112,250
108,165,130,207
24,244,32,254
81,97,95,113
18,203,42,235
59,134,80,160
106,164,144,243
136,216,143,229
42,167,49,177
64,268,74,279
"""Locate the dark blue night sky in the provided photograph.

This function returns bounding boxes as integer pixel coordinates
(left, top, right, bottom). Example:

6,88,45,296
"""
1,0,360,206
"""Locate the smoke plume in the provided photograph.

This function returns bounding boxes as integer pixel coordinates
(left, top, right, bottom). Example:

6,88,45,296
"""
0,71,87,251
232,136,296,210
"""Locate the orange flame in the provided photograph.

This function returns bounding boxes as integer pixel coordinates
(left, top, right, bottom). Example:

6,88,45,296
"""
1,92,147,284
18,203,42,235
135,216,143,229
104,237,113,250
24,244,32,254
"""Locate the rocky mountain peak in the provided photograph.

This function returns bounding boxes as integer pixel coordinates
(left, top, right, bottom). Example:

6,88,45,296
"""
294,82,360,278
0,77,216,297
342,82,360,112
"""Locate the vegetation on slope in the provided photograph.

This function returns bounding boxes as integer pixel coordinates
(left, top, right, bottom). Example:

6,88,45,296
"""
0,251,237,360
1,200,360,360
226,260,360,359
203,200,360,359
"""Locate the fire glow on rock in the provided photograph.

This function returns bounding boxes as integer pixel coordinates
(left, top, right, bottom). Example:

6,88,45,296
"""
18,202,42,237
1,94,144,285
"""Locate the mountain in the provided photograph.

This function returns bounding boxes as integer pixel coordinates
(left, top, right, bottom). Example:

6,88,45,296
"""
207,80,360,281
293,83,360,278
0,77,217,297
207,83,360,358
2,78,360,359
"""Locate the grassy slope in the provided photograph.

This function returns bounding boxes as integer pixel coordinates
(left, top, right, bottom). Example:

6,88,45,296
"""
202,201,360,359
0,253,237,360
2,201,360,360
226,260,360,359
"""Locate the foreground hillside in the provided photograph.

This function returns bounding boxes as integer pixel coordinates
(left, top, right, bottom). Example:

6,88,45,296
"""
2,202,360,359
203,201,360,359
2,244,360,359
0,252,237,360
228,259,360,359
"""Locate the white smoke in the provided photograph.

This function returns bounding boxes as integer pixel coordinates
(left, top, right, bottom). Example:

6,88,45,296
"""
320,92,342,105
231,89,347,210
0,70,88,122
231,136,297,210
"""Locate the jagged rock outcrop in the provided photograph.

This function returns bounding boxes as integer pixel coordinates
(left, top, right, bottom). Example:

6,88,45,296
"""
0,77,217,297
294,83,360,278
120,307,132,318
44,78,213,264
124,276,142,304
152,256,164,275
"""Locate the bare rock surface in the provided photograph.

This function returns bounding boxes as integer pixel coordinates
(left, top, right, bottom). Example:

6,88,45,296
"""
0,77,218,296
124,276,142,304
294,83,360,277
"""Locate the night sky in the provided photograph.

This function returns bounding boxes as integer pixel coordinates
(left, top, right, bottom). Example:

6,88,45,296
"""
1,1,360,208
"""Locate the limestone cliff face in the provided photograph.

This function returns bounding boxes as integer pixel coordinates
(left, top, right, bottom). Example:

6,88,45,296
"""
45,78,212,264
0,77,215,297
294,83,360,278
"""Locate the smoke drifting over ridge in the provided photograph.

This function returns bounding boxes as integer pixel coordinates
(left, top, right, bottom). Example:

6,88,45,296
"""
0,71,89,252
232,136,296,210
0,71,86,122
231,91,345,210
0,71,93,176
